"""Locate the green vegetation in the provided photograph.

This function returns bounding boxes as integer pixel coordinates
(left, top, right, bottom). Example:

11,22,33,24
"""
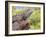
12,6,24,16
29,8,41,29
